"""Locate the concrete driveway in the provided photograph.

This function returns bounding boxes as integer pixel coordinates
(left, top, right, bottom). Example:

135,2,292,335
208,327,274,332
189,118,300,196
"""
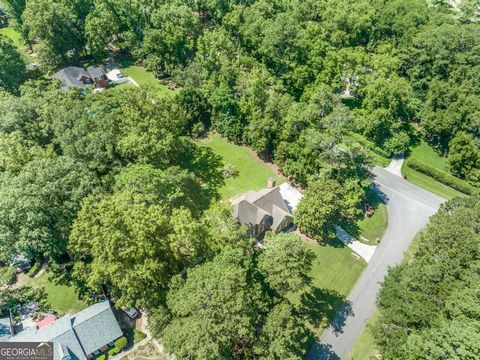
306,166,446,359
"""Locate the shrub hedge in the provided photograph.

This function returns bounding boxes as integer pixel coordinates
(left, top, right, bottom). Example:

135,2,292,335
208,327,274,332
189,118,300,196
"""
95,354,106,360
27,262,41,277
0,267,16,286
114,336,128,351
108,348,119,356
406,158,474,195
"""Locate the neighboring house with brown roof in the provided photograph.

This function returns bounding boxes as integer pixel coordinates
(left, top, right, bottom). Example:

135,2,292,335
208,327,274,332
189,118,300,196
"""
232,178,294,237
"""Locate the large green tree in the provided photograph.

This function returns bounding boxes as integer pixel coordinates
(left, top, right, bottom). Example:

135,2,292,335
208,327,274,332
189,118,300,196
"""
141,3,199,73
447,132,480,182
156,247,313,359
258,232,314,295
22,0,91,67
373,194,480,359
0,156,95,263
295,178,357,241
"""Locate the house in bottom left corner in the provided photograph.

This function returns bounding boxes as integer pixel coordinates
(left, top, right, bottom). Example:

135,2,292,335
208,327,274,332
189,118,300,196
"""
2,300,123,360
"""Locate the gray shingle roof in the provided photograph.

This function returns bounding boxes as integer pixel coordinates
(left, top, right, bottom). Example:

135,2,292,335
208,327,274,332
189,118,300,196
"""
86,66,106,80
6,301,122,360
72,301,123,356
53,67,92,89
232,187,293,232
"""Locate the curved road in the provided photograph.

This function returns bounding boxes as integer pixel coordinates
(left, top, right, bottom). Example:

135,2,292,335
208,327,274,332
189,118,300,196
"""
307,167,446,359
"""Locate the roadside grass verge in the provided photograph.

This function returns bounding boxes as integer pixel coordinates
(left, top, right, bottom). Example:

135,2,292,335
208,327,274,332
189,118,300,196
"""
21,270,87,315
402,140,468,199
347,311,380,360
288,239,366,338
401,164,463,200
199,133,286,198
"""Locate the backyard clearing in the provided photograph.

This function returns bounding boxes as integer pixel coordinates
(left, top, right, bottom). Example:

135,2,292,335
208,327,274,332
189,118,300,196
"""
200,133,286,198
18,271,87,315
120,65,178,97
0,27,36,63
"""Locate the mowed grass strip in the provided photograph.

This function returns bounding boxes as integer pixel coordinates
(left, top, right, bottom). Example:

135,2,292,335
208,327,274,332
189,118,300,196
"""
22,271,87,315
409,140,447,172
356,191,388,244
200,133,286,198
347,311,380,360
403,140,464,200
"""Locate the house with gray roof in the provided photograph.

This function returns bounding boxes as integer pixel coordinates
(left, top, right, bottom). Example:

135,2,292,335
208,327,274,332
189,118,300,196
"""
4,301,123,360
54,66,109,90
231,178,294,237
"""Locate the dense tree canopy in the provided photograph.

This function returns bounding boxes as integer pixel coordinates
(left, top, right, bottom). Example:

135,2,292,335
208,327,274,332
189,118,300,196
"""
1,0,479,357
373,194,480,359
0,156,96,263
151,233,314,359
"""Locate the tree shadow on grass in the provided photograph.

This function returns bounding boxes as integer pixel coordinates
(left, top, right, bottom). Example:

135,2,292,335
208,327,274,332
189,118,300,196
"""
297,287,346,330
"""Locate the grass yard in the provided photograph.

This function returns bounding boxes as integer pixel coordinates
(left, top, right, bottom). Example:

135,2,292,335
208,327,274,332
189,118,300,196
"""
401,165,462,200
22,271,87,315
288,239,366,338
408,141,447,171
402,141,463,199
356,190,388,244
121,65,178,98
347,311,380,360
0,27,35,63
200,133,286,198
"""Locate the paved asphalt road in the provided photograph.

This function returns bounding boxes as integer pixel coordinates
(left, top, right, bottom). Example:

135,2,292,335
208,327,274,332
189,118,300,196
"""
306,167,446,359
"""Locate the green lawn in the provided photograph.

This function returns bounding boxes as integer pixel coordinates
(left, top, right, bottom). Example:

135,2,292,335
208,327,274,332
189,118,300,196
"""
23,271,87,315
401,165,462,200
356,191,388,244
409,140,447,171
288,240,366,337
0,27,35,63
200,133,286,198
402,140,463,200
121,65,178,97
347,311,380,360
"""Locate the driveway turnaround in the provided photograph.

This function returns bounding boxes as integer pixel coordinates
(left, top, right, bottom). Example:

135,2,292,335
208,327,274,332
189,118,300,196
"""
306,166,446,359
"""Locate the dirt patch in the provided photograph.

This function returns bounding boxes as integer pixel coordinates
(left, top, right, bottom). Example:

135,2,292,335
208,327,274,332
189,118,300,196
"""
123,341,167,360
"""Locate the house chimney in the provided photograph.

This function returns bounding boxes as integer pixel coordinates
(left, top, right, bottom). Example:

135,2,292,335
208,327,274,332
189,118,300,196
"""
267,177,276,188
